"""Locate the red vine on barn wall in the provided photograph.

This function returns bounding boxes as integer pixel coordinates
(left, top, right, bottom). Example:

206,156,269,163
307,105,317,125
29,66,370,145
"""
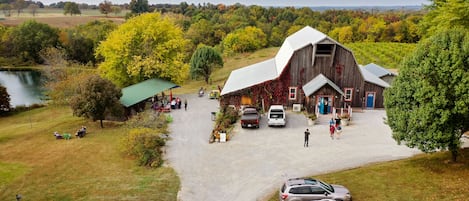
220,64,293,109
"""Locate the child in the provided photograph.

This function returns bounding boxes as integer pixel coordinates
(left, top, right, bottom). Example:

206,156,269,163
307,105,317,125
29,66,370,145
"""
329,125,335,140
335,125,342,139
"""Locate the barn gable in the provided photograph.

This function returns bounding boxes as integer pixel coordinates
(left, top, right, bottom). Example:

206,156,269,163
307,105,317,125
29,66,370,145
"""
302,74,344,97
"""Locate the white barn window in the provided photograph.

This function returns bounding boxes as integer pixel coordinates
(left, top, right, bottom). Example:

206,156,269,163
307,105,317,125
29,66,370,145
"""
344,88,353,101
289,87,297,100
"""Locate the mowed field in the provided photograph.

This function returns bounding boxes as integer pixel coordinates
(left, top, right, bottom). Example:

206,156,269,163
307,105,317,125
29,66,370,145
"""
0,8,127,28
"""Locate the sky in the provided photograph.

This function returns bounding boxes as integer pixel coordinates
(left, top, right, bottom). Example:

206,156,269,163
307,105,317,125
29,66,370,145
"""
40,0,431,7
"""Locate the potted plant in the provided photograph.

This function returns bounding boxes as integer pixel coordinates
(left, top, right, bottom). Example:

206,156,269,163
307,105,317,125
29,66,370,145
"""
340,113,350,126
307,113,317,126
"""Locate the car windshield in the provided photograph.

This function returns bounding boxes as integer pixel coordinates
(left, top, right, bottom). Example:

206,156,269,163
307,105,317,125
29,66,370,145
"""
319,180,334,193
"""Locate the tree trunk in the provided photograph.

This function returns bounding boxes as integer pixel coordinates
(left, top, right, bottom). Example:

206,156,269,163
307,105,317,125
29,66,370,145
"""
449,133,459,162
100,119,104,128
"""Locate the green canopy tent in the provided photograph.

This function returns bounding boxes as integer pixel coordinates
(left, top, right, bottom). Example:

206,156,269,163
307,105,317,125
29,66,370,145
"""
120,78,179,108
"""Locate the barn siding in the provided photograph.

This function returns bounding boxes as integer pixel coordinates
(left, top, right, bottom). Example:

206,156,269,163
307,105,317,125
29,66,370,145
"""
221,31,388,111
364,82,386,108
287,44,366,109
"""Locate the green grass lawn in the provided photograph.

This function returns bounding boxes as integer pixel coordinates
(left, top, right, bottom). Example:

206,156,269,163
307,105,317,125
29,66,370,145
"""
267,148,469,201
0,106,179,200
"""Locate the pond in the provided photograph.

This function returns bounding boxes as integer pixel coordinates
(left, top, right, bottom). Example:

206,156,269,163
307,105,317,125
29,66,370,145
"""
0,70,46,107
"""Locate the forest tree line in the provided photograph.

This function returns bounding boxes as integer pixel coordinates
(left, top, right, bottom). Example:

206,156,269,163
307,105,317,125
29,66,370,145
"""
0,1,435,66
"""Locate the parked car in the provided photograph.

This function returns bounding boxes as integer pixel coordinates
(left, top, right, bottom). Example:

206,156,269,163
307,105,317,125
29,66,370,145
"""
240,107,260,128
267,105,286,127
279,178,352,201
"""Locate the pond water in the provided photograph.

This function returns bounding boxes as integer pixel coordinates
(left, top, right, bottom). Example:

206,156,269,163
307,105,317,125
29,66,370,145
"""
0,70,45,107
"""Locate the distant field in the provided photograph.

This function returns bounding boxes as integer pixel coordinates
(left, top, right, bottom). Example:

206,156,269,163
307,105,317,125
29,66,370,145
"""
0,8,128,28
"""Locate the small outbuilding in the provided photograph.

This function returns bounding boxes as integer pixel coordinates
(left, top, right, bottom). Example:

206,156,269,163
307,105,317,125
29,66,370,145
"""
120,78,179,116
362,63,397,85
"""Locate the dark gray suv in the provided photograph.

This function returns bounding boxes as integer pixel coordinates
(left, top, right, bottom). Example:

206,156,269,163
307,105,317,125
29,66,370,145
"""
279,178,352,201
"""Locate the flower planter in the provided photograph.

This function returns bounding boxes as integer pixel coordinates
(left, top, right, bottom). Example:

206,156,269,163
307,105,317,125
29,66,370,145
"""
341,119,349,126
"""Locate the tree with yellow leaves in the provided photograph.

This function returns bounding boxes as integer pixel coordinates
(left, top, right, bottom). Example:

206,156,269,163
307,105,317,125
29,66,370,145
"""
96,13,190,87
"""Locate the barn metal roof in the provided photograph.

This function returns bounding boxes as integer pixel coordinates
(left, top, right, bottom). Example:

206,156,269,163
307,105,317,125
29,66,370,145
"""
359,66,390,88
120,78,179,107
363,63,396,78
302,74,344,97
274,26,330,74
220,59,278,95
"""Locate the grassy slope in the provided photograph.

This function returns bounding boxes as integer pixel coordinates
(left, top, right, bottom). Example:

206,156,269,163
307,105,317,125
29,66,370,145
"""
268,148,469,201
0,106,179,201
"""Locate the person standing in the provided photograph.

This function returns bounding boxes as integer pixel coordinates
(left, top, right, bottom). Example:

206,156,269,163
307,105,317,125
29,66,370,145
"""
184,99,188,111
304,128,310,147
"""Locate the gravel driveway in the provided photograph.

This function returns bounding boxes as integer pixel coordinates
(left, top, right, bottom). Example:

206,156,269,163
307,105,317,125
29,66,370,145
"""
165,94,423,201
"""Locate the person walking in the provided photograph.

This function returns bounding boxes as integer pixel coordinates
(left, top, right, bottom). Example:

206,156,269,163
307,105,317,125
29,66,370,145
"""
329,125,335,140
335,125,342,139
184,99,188,111
304,128,310,147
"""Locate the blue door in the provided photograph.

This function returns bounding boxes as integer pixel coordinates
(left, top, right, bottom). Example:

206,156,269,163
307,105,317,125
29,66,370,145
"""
319,97,325,114
366,93,374,108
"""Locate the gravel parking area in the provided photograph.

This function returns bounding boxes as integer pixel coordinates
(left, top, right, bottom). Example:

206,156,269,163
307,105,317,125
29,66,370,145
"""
165,94,425,201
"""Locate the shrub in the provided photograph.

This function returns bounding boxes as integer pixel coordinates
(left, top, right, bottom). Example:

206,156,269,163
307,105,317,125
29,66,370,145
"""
308,113,317,120
121,128,166,167
125,110,168,133
214,106,239,132
122,110,170,168
340,113,350,120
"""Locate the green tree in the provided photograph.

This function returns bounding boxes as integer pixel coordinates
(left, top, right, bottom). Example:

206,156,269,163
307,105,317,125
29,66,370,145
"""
129,0,149,14
12,20,60,64
190,45,223,83
99,0,112,17
384,29,469,162
420,0,469,38
222,26,267,54
59,20,116,66
70,75,123,128
0,3,12,17
27,3,38,16
186,19,218,46
95,13,189,87
63,2,80,16
63,31,95,65
111,5,121,16
12,0,26,16
0,85,10,114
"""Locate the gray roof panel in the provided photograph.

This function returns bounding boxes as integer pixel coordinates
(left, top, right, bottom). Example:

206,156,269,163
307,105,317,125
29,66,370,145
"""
220,59,278,95
363,63,396,78
359,66,390,88
302,74,344,97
